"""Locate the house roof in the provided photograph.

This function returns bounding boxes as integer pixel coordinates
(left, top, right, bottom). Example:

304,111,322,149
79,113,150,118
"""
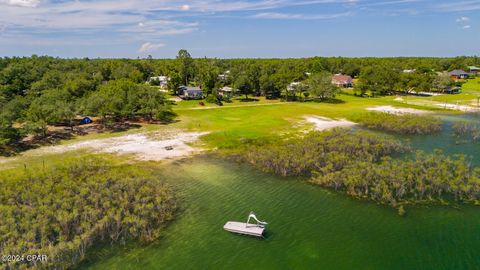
219,86,233,92
448,70,468,76
332,74,353,82
468,66,480,71
149,76,169,81
185,86,202,91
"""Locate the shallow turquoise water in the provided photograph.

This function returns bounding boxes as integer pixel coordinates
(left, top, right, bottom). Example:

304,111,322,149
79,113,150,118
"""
79,154,480,270
409,113,480,164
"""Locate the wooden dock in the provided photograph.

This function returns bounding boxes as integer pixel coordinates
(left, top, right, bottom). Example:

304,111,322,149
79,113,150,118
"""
223,221,265,237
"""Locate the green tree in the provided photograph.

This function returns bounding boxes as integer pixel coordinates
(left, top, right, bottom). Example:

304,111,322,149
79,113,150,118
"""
433,73,454,92
307,72,339,100
356,66,400,96
176,49,193,85
235,75,253,100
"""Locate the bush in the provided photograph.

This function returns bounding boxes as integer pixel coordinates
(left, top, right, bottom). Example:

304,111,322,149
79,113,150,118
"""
311,150,480,207
238,129,406,177
351,112,442,135
205,94,219,103
0,157,176,269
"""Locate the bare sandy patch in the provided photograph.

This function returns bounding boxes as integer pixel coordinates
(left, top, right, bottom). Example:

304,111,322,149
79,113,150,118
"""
38,131,208,161
367,105,429,115
304,116,356,131
435,104,479,112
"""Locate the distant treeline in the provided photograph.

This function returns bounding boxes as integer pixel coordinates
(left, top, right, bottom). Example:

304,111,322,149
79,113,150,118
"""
237,129,480,210
0,157,176,270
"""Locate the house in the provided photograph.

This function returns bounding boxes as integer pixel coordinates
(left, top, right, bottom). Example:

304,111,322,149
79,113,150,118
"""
331,74,353,88
287,82,306,92
448,70,469,80
218,70,231,82
218,86,234,96
468,66,480,75
148,76,170,89
178,86,203,99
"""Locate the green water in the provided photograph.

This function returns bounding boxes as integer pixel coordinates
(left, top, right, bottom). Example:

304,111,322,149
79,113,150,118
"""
80,157,480,270
79,114,480,270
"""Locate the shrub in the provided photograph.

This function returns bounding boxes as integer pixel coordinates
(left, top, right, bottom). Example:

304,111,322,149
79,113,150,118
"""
0,157,176,269
351,112,442,135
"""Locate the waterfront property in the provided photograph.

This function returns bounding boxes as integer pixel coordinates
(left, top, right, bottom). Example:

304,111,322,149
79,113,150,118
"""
219,86,234,97
332,74,353,88
178,86,203,99
449,70,469,80
148,76,170,89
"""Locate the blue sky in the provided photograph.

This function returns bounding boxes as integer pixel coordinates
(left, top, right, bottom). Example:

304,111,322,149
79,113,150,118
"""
0,0,479,58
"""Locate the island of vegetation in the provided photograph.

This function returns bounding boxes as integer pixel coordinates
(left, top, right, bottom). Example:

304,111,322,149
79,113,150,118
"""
238,129,480,212
351,112,442,135
0,157,176,270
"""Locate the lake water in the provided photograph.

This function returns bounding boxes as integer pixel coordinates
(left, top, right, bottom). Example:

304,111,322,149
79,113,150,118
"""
79,114,480,270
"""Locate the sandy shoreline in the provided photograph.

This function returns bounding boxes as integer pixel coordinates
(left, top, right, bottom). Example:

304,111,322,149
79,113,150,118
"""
367,105,429,115
1,131,209,164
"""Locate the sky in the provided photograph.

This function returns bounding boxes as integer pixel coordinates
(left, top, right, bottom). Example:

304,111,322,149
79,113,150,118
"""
0,0,479,58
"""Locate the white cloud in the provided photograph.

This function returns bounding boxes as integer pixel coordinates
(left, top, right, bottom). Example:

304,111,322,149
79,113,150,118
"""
456,16,470,22
138,42,165,53
455,16,472,30
253,11,352,20
180,4,190,11
0,0,40,7
437,1,480,12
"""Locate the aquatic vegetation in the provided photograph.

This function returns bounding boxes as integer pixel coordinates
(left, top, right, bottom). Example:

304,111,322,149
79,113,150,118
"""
0,157,176,270
311,150,480,207
453,121,480,143
239,129,480,209
239,129,406,177
351,112,442,135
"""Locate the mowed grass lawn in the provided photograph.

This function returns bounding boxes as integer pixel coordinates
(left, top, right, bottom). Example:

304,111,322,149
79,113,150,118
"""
173,94,445,148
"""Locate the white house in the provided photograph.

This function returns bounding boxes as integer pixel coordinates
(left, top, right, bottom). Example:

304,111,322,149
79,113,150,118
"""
219,86,234,96
287,82,306,91
178,86,203,99
218,70,231,82
148,76,170,89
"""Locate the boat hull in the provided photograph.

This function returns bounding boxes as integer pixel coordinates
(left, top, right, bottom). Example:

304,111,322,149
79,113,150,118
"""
223,221,265,237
